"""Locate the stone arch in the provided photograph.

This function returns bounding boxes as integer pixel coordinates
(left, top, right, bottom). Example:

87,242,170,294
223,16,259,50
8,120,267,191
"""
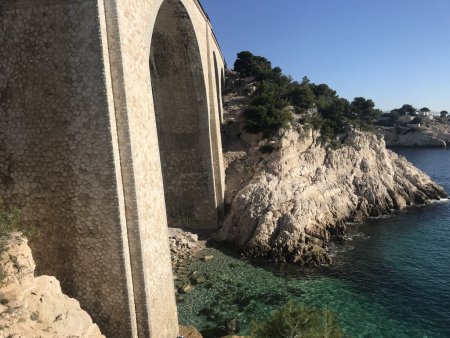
213,51,223,123
150,0,217,228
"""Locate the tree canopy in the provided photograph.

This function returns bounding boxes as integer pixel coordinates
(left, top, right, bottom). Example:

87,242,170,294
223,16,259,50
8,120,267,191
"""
398,104,417,116
243,81,292,135
232,51,382,143
350,97,382,130
289,83,315,112
234,51,273,80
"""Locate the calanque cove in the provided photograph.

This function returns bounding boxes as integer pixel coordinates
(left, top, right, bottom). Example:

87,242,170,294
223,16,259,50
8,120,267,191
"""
1,1,449,338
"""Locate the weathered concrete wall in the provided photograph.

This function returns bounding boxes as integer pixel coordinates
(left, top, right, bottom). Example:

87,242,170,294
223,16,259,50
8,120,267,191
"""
0,0,225,337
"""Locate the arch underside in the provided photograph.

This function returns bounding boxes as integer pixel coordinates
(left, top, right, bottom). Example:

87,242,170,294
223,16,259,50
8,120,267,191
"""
150,0,218,228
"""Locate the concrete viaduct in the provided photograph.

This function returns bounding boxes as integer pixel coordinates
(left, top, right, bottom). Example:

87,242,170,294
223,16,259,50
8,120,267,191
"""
0,0,225,337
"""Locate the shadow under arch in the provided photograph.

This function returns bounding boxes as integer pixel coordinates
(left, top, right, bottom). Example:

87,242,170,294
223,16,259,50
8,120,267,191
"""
150,0,217,229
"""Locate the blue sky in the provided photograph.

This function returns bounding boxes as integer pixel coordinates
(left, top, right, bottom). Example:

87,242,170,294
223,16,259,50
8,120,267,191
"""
201,0,450,112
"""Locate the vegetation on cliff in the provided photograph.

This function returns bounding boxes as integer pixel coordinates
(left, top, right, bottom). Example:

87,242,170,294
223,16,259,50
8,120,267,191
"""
376,104,449,128
375,102,450,147
233,51,382,143
0,209,32,255
0,209,21,243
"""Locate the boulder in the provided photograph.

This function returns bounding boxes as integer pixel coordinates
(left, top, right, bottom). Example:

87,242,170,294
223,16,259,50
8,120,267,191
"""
179,324,203,338
0,233,104,338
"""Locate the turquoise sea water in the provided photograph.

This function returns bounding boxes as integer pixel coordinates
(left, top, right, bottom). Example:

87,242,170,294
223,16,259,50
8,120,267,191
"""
177,148,450,337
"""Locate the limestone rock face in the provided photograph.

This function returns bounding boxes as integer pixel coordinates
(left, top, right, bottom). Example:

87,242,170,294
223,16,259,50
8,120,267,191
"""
0,234,104,338
379,127,448,147
218,126,448,266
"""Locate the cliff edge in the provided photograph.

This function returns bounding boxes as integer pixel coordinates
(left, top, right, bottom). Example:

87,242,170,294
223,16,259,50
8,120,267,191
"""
0,233,104,338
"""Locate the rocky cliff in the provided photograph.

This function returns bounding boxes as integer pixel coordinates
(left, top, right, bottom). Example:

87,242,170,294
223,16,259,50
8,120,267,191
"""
217,81,448,266
378,124,450,147
0,233,104,338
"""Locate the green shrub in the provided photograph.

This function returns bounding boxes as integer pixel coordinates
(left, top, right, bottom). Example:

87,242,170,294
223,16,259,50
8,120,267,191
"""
349,97,382,131
412,116,423,125
0,209,22,241
244,81,293,136
0,209,32,283
250,301,345,338
0,209,32,252
244,105,292,136
290,84,315,112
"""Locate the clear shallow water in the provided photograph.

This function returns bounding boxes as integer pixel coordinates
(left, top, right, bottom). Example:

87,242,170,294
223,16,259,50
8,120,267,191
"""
178,148,450,337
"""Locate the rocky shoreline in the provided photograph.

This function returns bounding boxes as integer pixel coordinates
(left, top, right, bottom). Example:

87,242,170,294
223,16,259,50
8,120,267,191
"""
169,228,213,296
169,227,205,267
377,124,450,147
218,124,447,266
214,78,449,267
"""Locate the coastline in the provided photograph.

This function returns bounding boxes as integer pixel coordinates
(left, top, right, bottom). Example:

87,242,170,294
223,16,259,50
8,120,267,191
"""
177,146,450,337
214,72,449,268
217,127,448,266
377,125,450,148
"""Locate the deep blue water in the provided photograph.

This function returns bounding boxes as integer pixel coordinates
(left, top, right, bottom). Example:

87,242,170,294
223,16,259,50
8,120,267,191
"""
178,148,450,337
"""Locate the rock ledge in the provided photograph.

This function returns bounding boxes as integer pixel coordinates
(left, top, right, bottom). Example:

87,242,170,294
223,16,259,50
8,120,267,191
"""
0,233,104,338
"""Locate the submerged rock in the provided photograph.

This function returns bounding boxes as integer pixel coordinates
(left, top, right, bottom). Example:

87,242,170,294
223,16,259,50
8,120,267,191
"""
202,255,214,262
179,283,194,294
179,324,203,338
191,275,206,285
224,318,240,335
218,125,448,266
0,233,104,338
